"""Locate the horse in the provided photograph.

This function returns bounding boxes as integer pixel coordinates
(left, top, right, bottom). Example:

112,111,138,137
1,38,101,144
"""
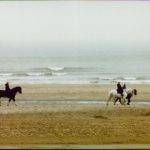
0,86,22,106
115,89,137,105
106,88,137,106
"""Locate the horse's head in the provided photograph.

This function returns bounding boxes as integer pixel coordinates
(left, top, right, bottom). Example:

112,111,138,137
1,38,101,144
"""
16,86,22,94
133,89,137,95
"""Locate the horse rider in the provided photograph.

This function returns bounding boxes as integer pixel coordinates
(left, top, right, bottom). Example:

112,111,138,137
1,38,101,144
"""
117,82,123,97
5,82,10,94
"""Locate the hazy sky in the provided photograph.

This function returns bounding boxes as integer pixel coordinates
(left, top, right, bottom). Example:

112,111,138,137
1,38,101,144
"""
0,1,150,56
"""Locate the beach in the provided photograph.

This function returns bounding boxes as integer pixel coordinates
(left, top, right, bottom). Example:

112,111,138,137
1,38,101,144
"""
0,83,149,149
5,83,150,101
1,0,150,149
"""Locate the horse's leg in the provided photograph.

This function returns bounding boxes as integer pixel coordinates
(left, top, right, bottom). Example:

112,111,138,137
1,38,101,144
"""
119,98,123,105
127,94,132,105
118,98,122,105
7,98,11,106
114,98,119,105
106,97,110,106
127,98,131,105
124,97,127,104
120,97,126,105
128,98,131,105
13,98,17,106
106,95,112,106
113,97,116,105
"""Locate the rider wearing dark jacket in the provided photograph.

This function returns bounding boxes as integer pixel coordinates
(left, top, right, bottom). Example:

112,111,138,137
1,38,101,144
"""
5,82,10,94
117,82,123,97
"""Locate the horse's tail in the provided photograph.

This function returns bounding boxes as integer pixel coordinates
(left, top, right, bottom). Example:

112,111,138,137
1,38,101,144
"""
106,90,114,105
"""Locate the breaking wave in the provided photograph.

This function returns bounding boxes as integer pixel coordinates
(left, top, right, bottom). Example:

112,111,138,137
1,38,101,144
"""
0,67,149,84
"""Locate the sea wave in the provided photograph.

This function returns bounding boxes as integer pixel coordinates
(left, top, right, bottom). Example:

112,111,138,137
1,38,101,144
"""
99,77,113,80
0,71,148,81
52,72,67,76
31,67,93,73
49,67,65,71
136,77,146,80
92,76,149,84
0,66,149,84
0,73,13,76
113,76,147,81
27,73,46,76
30,67,51,72
12,73,29,76
13,72,53,77
62,67,91,72
0,72,64,77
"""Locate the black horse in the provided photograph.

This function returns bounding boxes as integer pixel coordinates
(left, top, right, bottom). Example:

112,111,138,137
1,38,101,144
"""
0,86,22,106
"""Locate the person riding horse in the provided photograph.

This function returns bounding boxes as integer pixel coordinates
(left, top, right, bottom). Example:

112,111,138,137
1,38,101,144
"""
5,82,10,94
107,87,137,106
115,83,127,104
115,83,137,105
117,82,124,97
0,82,22,106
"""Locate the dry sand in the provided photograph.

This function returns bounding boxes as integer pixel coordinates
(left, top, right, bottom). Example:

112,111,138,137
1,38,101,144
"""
0,105,149,148
0,84,149,149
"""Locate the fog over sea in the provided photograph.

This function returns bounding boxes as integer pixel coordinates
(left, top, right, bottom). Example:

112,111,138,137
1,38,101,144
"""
0,1,150,85
0,50,150,84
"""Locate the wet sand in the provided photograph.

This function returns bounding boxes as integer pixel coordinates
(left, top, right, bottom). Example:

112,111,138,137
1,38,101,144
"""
0,100,150,114
2,83,150,101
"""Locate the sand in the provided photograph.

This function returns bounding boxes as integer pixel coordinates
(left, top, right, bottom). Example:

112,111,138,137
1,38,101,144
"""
0,83,149,149
0,105,149,148
2,83,150,101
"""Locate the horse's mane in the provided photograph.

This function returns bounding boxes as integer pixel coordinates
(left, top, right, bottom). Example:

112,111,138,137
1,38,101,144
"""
11,86,22,93
12,86,21,90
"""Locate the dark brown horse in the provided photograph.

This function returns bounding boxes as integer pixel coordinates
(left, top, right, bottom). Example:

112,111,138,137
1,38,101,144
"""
0,86,22,106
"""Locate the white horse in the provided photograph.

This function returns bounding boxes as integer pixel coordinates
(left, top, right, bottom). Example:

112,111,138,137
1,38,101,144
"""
106,88,137,106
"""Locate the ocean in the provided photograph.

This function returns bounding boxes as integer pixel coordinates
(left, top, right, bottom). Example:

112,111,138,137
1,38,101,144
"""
0,53,150,85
